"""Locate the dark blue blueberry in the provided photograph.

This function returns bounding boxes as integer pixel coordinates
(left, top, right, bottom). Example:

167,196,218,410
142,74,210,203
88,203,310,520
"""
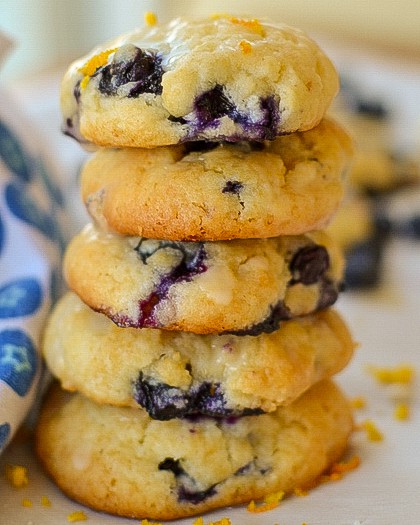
343,212,390,289
227,244,340,336
344,239,383,289
73,80,82,103
0,120,32,182
158,458,185,477
97,45,163,97
222,180,243,195
316,277,340,310
158,457,218,504
177,484,217,504
182,141,219,153
194,85,236,130
290,245,330,285
133,374,262,419
133,241,207,327
226,301,290,336
191,87,280,140
356,99,388,119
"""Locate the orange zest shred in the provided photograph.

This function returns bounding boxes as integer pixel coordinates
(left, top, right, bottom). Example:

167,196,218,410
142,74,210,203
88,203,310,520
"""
394,402,410,421
144,11,157,26
247,490,285,513
329,455,361,476
192,518,231,525
5,464,29,488
41,495,52,507
350,396,367,409
229,17,265,36
367,364,415,384
140,520,163,525
239,40,252,54
362,419,384,442
294,487,309,497
79,48,117,89
21,498,32,507
67,511,88,522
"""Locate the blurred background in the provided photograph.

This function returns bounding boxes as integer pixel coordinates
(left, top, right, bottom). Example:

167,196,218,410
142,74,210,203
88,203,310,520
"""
1,0,420,82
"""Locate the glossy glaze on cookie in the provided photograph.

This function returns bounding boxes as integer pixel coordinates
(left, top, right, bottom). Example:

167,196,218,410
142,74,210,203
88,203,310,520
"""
63,224,345,334
61,16,339,148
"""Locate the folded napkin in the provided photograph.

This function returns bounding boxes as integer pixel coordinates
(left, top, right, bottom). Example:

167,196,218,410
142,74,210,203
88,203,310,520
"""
0,33,68,454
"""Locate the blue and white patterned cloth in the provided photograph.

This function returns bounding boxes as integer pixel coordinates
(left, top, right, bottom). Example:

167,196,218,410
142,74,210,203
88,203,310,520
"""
0,77,68,455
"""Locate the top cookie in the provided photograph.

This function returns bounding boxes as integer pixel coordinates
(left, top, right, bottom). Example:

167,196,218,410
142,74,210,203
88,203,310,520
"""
61,15,339,148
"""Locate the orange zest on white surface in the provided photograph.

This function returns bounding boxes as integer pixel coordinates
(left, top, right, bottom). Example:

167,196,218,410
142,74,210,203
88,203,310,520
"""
247,490,285,513
361,419,384,441
67,510,88,522
394,402,410,420
41,495,52,507
5,464,29,488
367,364,415,384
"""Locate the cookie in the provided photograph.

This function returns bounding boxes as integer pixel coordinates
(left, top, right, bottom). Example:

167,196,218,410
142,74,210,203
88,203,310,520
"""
42,292,355,418
326,195,389,288
35,379,353,520
63,224,344,334
81,118,352,241
61,15,339,148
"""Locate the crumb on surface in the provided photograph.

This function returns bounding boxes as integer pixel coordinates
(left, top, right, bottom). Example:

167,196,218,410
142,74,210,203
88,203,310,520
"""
5,464,29,488
67,511,88,522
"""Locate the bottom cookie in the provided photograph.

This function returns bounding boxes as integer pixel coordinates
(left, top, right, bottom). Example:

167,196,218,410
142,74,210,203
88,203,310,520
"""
35,380,353,520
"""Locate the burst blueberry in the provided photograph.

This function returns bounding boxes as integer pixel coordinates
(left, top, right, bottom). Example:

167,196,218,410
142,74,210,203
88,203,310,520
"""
97,45,163,97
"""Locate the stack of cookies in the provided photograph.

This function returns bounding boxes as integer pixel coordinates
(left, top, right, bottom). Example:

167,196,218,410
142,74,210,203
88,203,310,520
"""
36,15,355,520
